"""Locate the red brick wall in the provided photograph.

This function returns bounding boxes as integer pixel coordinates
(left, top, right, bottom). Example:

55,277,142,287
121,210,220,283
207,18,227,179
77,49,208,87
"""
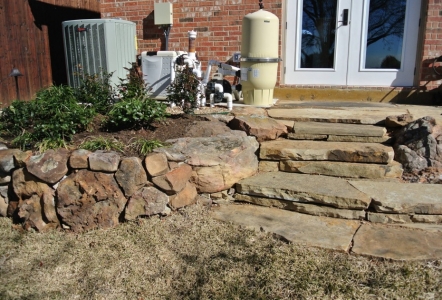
101,0,282,81
420,0,442,90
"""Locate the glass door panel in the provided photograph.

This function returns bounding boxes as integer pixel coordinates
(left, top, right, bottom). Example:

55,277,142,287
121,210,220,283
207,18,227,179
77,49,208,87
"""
364,0,406,69
300,0,338,69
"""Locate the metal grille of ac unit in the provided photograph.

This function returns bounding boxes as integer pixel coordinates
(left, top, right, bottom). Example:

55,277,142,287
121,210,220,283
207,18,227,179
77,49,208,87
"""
62,19,136,89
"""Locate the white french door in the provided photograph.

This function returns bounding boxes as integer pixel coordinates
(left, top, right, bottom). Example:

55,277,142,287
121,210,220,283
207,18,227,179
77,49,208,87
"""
285,0,421,86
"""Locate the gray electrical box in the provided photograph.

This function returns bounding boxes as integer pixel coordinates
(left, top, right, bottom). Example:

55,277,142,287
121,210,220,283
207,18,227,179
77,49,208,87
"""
154,3,173,25
62,19,137,89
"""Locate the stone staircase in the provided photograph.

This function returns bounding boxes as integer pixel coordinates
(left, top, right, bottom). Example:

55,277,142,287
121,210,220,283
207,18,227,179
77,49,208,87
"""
213,101,442,259
233,101,442,225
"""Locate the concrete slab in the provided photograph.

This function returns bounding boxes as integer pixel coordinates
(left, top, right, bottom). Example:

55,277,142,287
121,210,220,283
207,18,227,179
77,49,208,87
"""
236,172,371,209
352,224,442,260
212,204,360,251
268,108,408,125
293,122,386,137
279,160,403,179
260,140,394,164
235,194,366,220
349,180,442,214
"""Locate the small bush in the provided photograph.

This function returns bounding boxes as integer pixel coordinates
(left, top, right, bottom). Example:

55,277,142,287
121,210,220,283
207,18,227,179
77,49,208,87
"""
129,138,165,156
76,72,115,115
79,136,125,153
106,97,167,130
166,65,201,113
31,85,96,141
0,85,96,149
35,138,70,153
0,100,35,136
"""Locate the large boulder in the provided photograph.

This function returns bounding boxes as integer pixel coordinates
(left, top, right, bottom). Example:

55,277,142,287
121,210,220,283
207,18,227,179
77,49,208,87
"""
115,157,148,197
394,116,442,171
26,149,70,184
155,135,259,193
12,168,59,231
56,169,127,232
124,186,169,221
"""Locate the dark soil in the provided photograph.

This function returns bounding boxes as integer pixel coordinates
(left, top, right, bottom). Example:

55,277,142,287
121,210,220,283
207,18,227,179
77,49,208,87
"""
71,114,212,158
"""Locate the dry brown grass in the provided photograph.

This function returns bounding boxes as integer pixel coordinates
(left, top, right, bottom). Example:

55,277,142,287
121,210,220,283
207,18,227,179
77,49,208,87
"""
0,204,441,300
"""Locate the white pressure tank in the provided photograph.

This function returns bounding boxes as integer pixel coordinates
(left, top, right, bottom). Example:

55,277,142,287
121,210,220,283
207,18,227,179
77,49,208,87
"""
240,9,280,106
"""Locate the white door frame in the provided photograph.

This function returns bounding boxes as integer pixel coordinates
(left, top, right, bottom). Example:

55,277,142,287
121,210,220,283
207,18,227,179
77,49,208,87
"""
284,0,421,87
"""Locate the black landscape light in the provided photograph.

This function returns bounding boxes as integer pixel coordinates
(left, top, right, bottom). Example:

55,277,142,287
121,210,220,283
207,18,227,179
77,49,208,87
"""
9,67,23,100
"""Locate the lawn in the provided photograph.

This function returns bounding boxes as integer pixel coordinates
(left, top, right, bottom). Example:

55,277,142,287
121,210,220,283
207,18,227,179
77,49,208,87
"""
0,204,440,300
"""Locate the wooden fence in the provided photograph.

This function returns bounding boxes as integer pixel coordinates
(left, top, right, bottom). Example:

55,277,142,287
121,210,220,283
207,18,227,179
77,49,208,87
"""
0,0,100,106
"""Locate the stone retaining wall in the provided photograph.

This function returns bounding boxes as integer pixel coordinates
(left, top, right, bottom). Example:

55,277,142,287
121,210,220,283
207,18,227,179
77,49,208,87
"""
0,133,260,232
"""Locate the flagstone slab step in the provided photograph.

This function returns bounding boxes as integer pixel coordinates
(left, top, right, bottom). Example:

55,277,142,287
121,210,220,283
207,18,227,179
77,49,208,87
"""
211,204,360,252
367,212,442,224
235,194,366,220
268,108,408,125
278,160,403,179
260,140,394,164
352,224,442,260
236,172,371,210
349,181,442,214
288,133,391,143
293,122,387,137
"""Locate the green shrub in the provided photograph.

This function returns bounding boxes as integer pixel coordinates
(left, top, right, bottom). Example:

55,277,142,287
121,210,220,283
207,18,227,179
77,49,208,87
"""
35,138,70,153
118,64,148,102
0,100,35,136
106,97,167,130
31,85,96,141
79,136,125,153
76,72,115,115
129,138,165,156
166,65,201,113
0,85,96,149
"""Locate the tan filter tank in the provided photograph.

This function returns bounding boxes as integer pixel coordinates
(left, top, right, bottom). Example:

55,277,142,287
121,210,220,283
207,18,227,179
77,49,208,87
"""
241,9,280,106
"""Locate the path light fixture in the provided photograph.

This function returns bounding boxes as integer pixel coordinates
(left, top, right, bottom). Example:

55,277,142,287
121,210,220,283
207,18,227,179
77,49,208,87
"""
9,67,23,100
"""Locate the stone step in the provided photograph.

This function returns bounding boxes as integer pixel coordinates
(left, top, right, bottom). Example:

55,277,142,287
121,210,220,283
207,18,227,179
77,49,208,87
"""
352,224,442,260
211,204,360,252
260,140,394,164
212,204,442,260
277,160,403,179
293,122,386,137
235,194,366,220
287,133,391,143
349,180,442,214
235,172,371,210
268,107,409,125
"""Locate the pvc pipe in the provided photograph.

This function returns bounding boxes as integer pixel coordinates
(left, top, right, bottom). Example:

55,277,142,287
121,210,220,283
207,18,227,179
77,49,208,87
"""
209,94,215,107
209,93,233,110
224,93,233,110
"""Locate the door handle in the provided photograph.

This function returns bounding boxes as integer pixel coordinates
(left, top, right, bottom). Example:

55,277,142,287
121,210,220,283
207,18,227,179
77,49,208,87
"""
342,9,349,26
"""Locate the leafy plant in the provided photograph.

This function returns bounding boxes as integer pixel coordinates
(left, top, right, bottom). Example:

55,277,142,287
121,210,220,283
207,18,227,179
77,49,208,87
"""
129,138,165,156
0,100,35,136
35,138,70,153
79,136,125,153
0,85,96,150
166,65,201,113
31,85,96,141
118,63,148,102
11,132,34,150
76,71,115,114
106,97,167,130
